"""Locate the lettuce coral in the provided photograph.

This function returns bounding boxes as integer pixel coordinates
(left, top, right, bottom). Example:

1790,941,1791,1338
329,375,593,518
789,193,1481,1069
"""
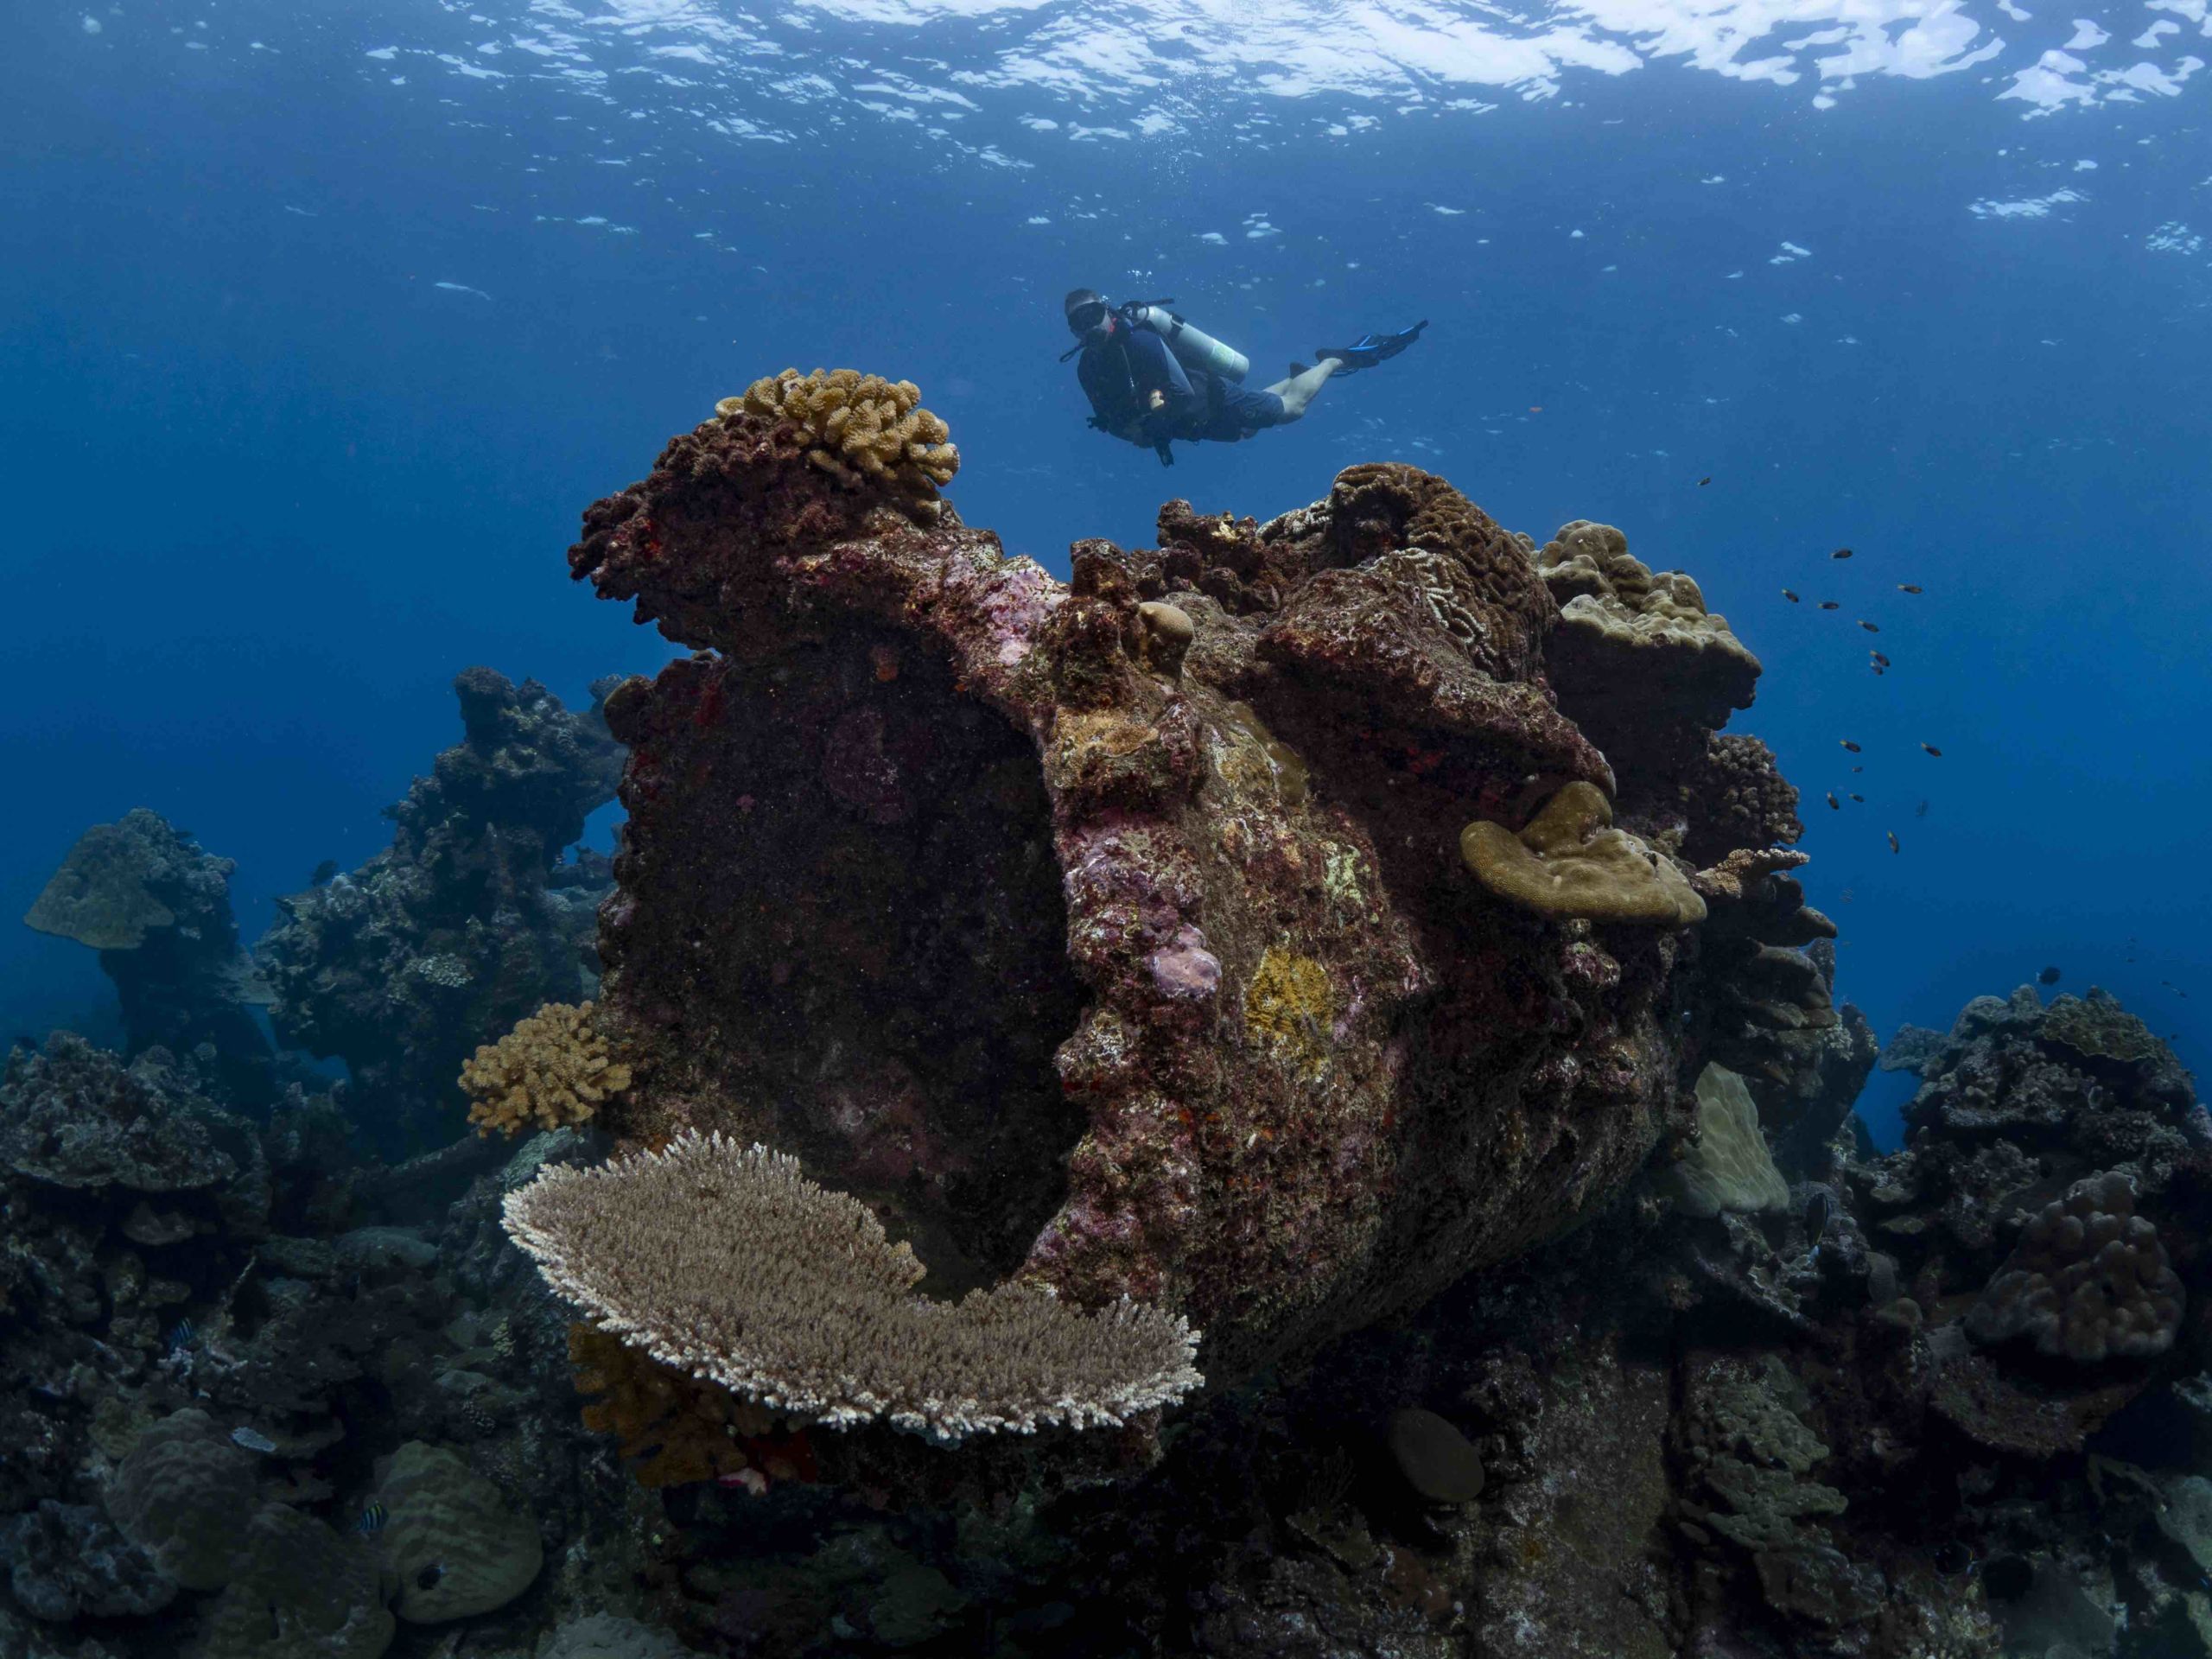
720,367,957,498
460,1001,630,1138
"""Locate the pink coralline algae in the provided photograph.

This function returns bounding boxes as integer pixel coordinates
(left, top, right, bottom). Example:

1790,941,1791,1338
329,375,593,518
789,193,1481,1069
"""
567,400,1815,1383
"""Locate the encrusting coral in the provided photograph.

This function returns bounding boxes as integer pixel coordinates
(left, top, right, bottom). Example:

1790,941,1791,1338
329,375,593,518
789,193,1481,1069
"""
720,368,957,498
1657,1064,1791,1218
1460,779,1707,926
461,1001,631,1137
1967,1170,2183,1363
504,1130,1203,1442
569,1323,772,1489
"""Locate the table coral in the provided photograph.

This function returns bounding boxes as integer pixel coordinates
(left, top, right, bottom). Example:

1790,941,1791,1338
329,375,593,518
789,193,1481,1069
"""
505,1131,1202,1441
461,1001,630,1137
563,397,1821,1386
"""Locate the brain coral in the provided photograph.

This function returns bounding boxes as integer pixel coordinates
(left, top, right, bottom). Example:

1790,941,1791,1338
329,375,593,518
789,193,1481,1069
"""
720,367,957,497
505,1131,1202,1442
1967,1171,2184,1363
460,1001,631,1137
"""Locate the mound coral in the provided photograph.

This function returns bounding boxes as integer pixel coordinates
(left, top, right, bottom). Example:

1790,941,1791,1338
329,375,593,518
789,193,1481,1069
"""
370,1441,543,1623
461,1001,630,1137
1461,780,1707,926
1967,1171,2183,1363
1657,1064,1791,1218
505,1131,1203,1442
720,368,957,497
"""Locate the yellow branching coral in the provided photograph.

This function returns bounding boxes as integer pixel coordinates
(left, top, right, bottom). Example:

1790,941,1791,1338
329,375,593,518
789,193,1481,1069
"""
568,1324,770,1489
717,367,959,497
460,1001,631,1138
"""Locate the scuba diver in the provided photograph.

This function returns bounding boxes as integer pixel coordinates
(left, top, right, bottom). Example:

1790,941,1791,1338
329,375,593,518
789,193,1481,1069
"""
1063,289,1427,467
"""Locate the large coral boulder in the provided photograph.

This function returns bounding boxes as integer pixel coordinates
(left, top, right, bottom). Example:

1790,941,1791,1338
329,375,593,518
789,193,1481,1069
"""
565,394,1803,1384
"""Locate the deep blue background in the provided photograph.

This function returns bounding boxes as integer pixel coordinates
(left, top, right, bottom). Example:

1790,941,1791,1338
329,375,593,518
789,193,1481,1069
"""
5,3,2206,1141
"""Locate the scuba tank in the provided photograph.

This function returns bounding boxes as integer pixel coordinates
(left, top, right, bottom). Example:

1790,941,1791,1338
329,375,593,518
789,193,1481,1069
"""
1119,299,1249,385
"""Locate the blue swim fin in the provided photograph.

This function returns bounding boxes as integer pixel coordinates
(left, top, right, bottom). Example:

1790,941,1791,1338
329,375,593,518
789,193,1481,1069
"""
1315,319,1428,374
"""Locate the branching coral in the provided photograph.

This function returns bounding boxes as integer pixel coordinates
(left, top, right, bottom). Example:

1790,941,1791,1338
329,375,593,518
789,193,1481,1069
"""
569,1324,770,1489
461,1001,631,1137
1967,1171,2183,1363
1461,781,1707,926
720,368,957,497
504,1130,1202,1442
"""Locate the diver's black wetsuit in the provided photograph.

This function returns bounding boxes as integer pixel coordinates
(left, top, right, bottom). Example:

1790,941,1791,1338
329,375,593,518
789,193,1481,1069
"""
1076,325,1287,465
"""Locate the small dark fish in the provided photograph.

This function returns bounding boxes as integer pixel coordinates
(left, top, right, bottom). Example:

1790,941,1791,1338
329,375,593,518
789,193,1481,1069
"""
1849,793,1864,803
1915,799,1929,817
1921,742,1942,756
1859,620,1880,632
1698,476,1712,486
1818,601,1840,610
1887,831,1900,854
1826,791,1840,810
165,1319,196,1352
2038,966,2062,985
1897,583,1923,594
1832,547,1853,559
310,859,339,887
1782,588,1800,602
1851,766,1864,773
356,1500,387,1536
1804,1188,1832,1244
1934,1541,1976,1579
1870,652,1889,666
1840,740,1861,753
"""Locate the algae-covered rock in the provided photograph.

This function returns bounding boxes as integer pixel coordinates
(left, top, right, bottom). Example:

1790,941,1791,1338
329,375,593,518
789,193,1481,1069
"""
0,1500,175,1622
1385,1407,1485,1504
371,1441,542,1623
1657,1064,1790,1218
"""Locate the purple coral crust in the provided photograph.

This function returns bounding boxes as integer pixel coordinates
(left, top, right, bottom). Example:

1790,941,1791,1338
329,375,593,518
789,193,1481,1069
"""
570,418,1753,1381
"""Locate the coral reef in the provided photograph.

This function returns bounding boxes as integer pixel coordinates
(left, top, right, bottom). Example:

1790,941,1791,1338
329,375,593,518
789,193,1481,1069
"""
256,668,624,1153
1460,779,1707,925
461,1001,631,1138
370,1440,543,1622
505,1131,1202,1440
24,809,276,1104
564,397,1818,1389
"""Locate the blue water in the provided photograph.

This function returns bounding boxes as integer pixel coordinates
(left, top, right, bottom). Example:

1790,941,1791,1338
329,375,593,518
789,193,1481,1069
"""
4,0,2206,1140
